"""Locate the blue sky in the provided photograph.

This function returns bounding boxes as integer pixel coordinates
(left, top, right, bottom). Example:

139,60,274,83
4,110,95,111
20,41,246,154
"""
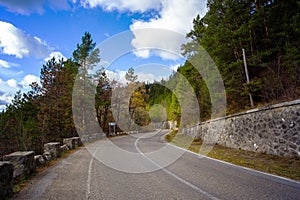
0,0,207,110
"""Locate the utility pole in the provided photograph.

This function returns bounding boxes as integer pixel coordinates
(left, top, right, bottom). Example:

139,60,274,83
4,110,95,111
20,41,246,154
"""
242,48,254,108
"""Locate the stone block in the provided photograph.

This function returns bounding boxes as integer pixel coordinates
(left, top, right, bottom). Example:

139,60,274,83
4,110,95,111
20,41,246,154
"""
60,144,69,152
0,161,14,199
44,142,61,159
3,151,35,180
81,135,89,143
34,155,46,167
43,151,52,161
63,138,75,149
71,137,82,148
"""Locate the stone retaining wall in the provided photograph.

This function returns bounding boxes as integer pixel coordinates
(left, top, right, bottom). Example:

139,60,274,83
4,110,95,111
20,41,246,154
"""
183,100,300,158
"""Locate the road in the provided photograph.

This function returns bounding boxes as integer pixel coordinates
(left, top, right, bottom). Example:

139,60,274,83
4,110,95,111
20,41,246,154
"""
13,130,300,200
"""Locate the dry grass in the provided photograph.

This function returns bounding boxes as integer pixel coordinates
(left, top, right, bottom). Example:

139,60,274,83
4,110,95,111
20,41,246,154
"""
165,131,300,180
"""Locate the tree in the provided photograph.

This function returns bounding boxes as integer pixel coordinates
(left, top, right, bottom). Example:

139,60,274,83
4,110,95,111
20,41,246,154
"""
72,32,101,136
182,0,300,114
38,57,77,142
73,32,100,71
125,67,138,83
94,68,113,134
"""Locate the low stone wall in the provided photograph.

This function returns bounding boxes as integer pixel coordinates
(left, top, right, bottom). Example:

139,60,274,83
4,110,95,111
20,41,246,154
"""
81,133,103,142
0,136,83,199
183,100,300,158
3,151,36,181
44,142,61,159
63,138,76,149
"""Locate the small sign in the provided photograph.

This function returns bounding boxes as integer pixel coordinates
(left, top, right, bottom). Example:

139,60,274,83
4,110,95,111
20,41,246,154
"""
108,122,116,126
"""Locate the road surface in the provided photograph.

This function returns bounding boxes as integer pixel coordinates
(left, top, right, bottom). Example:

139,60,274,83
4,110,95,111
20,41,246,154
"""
13,130,300,200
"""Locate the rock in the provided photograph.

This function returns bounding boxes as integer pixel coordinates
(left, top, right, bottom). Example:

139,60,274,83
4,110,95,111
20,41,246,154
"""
63,138,75,150
71,137,82,148
44,142,61,159
60,144,69,152
81,135,89,143
0,161,14,199
34,155,46,167
3,151,35,181
43,151,52,161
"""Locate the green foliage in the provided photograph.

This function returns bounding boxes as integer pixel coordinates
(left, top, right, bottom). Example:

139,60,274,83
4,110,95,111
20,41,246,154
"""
73,32,100,70
0,32,100,155
149,104,167,123
148,0,300,123
125,67,138,83
181,0,300,114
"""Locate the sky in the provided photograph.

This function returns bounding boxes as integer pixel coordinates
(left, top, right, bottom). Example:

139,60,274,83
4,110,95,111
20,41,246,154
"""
0,0,208,110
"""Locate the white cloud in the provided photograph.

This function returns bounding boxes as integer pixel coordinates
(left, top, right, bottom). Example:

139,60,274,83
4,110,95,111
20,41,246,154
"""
78,1,207,60
130,0,207,60
106,70,127,84
0,92,13,110
20,75,40,89
0,0,71,15
170,64,180,72
0,21,50,58
0,75,40,110
105,69,169,84
136,71,164,83
0,59,10,68
0,78,18,110
44,51,67,62
7,79,18,88
0,59,19,68
80,0,161,12
0,0,44,15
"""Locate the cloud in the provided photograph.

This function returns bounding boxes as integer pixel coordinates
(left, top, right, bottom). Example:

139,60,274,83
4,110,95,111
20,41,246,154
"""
0,0,71,15
106,69,127,84
130,0,207,60
0,0,44,15
136,71,164,83
80,0,161,12
0,75,39,94
0,75,40,110
0,99,7,106
0,21,50,58
7,79,18,88
0,59,19,68
79,1,206,60
105,68,170,84
0,78,17,109
44,51,67,62
170,64,180,72
20,75,40,89
0,59,10,68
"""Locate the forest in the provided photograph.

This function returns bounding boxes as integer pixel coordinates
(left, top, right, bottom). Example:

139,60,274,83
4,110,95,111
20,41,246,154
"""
0,0,299,156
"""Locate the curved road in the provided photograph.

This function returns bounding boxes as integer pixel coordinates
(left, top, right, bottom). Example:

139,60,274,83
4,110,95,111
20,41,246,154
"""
14,130,300,200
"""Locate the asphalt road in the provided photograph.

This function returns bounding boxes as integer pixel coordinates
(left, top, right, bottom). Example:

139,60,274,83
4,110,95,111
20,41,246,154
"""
13,130,300,200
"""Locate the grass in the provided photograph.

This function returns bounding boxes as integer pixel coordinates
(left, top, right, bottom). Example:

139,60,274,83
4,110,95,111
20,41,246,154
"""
165,130,300,180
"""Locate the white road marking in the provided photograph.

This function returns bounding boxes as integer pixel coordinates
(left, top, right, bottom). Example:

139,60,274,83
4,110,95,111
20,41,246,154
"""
169,142,300,185
134,137,220,200
86,147,98,199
